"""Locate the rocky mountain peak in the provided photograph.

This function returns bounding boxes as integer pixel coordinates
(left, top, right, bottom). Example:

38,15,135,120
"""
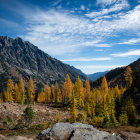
0,36,86,92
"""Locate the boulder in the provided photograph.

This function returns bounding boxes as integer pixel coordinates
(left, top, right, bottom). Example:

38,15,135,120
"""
36,122,123,140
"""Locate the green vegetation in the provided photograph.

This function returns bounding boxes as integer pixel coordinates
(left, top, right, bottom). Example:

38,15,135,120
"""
24,106,34,127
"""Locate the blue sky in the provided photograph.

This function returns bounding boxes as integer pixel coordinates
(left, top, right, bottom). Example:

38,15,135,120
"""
0,0,140,74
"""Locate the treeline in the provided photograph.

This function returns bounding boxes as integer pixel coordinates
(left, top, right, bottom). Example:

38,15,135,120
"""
0,66,137,127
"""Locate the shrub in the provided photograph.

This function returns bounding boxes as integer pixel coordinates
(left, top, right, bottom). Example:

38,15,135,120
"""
119,113,128,125
24,106,34,127
93,117,104,127
77,113,87,122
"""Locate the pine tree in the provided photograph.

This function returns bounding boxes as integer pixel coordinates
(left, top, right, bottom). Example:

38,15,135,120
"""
27,77,35,104
51,85,55,103
5,79,14,102
100,76,108,109
65,74,73,104
37,91,45,103
114,85,120,97
124,96,136,124
14,83,20,103
85,103,91,117
44,83,51,103
93,88,101,105
74,76,85,108
62,81,67,104
54,82,61,104
19,78,25,104
124,66,133,88
71,95,78,121
85,77,91,103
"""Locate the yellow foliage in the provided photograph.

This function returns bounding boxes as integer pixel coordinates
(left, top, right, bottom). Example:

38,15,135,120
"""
27,77,35,104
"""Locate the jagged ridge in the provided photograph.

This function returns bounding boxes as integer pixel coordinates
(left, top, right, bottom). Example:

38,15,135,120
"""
0,36,86,92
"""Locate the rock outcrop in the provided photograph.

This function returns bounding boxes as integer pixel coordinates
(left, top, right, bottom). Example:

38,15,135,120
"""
36,123,122,140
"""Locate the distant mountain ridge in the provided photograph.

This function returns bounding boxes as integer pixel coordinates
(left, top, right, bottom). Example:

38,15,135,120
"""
0,36,86,92
88,71,109,81
92,58,140,113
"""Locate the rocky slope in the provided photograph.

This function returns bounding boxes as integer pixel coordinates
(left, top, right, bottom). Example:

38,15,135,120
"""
0,36,86,92
0,103,70,130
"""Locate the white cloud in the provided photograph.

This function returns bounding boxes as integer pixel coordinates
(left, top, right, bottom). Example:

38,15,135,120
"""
61,57,111,62
18,3,140,56
80,5,85,11
86,0,129,18
112,49,140,57
96,0,117,6
72,40,111,48
119,38,140,44
96,0,127,6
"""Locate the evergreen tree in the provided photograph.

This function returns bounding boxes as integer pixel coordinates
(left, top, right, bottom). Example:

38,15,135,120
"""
100,76,108,109
14,83,20,103
124,66,133,88
85,78,91,103
62,81,67,104
19,78,25,104
65,74,73,104
37,91,45,103
71,95,78,121
5,79,14,102
54,82,61,104
74,76,85,108
51,85,55,103
27,77,35,104
44,83,51,103
124,96,136,124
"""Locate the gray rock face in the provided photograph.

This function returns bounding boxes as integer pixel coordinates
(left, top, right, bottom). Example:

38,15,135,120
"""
36,123,123,140
0,36,86,92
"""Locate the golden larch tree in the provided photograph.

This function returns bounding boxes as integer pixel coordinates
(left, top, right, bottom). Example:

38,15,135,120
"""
54,82,61,103
124,66,133,88
19,78,25,104
100,76,108,108
14,83,20,103
5,79,14,102
71,95,78,121
74,76,85,108
65,74,73,104
27,77,35,103
85,77,91,102
44,83,51,103
62,81,67,104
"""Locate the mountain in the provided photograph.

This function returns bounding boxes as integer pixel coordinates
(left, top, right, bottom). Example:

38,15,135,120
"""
92,58,140,113
88,71,108,81
0,36,86,92
71,66,87,78
92,58,140,88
